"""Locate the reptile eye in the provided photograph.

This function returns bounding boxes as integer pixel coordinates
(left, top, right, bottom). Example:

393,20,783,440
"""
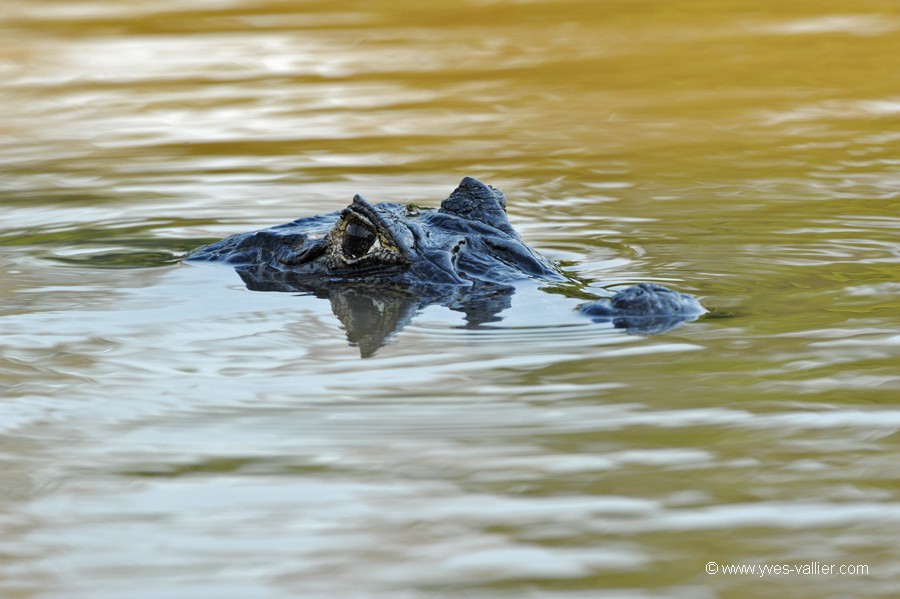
342,219,376,258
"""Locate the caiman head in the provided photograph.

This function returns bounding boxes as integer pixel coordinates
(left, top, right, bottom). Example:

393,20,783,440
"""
281,177,558,286
188,177,561,288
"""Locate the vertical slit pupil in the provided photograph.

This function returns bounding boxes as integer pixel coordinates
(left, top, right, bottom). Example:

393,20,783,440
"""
342,220,376,258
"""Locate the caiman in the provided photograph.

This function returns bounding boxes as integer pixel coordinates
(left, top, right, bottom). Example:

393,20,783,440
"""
187,177,705,355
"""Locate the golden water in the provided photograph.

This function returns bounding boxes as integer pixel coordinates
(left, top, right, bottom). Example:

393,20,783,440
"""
2,1,899,597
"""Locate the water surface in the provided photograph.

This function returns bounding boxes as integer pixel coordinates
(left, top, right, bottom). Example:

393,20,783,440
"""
2,1,900,598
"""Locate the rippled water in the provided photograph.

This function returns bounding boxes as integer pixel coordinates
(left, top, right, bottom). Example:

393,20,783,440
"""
2,1,900,597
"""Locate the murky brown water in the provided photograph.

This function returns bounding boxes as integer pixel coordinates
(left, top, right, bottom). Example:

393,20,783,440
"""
2,1,900,597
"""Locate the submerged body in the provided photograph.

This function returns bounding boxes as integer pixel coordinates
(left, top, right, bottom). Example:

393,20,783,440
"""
188,177,705,352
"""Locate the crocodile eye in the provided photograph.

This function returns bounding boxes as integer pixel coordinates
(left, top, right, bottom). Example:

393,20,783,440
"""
342,219,376,258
